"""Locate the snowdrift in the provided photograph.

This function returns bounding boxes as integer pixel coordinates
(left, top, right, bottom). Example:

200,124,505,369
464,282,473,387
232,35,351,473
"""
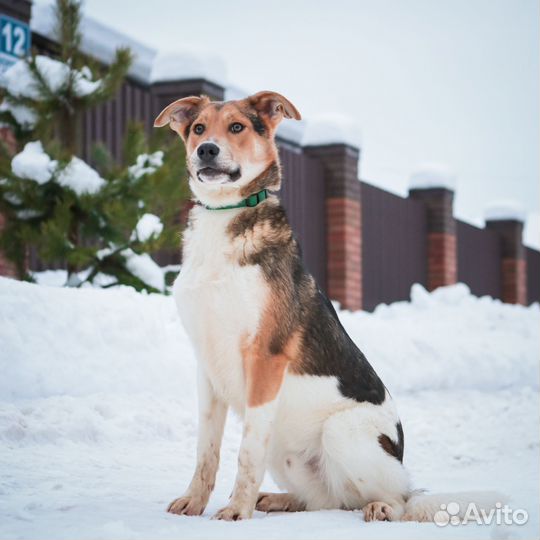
0,277,538,539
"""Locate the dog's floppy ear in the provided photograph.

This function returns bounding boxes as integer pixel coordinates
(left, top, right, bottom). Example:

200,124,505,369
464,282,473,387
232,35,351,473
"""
153,95,209,137
248,91,301,128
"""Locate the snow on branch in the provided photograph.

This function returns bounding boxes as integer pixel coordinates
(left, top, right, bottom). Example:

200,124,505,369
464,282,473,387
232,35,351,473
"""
1,55,102,100
56,157,106,196
128,151,164,181
11,141,58,185
131,213,163,242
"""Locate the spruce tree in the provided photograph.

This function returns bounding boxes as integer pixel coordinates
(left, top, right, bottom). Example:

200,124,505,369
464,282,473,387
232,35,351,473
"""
0,0,187,292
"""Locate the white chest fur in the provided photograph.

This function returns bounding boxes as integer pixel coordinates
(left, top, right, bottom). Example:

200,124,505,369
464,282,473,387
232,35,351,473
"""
173,206,267,414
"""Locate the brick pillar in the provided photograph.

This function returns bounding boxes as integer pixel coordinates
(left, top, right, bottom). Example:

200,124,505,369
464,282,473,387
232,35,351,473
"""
409,188,457,291
305,144,361,311
485,219,527,305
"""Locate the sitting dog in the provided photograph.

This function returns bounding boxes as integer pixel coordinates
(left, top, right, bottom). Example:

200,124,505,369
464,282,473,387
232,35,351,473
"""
154,91,498,522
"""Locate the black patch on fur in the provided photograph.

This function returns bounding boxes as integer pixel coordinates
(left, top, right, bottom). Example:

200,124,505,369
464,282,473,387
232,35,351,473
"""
301,288,386,405
247,113,266,136
228,201,386,406
378,422,404,463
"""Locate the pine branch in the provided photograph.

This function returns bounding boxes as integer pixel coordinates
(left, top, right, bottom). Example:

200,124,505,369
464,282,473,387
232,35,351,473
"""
55,0,82,65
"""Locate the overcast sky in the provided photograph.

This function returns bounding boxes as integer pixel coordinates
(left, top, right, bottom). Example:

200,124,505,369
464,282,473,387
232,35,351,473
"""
81,0,539,246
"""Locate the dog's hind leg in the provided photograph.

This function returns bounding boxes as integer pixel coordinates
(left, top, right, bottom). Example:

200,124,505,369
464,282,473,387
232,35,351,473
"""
321,402,410,521
256,492,306,512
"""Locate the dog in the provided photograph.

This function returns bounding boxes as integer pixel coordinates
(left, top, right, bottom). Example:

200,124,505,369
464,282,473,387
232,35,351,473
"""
154,91,500,522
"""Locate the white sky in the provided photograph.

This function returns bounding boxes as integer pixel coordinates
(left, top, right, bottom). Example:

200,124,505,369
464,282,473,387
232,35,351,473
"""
82,0,539,247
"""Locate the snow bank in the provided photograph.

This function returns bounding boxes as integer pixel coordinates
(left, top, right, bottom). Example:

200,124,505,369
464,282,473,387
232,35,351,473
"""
409,163,456,191
339,283,538,393
11,141,57,184
0,278,538,539
1,278,536,407
56,157,106,196
0,278,185,403
132,213,163,242
484,200,525,222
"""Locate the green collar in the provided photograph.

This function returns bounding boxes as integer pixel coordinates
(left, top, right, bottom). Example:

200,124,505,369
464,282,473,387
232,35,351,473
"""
204,189,268,210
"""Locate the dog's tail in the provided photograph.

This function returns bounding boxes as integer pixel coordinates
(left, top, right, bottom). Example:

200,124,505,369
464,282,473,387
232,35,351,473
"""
401,490,506,523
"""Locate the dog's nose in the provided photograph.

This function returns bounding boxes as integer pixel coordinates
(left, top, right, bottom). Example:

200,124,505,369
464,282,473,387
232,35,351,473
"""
197,142,220,162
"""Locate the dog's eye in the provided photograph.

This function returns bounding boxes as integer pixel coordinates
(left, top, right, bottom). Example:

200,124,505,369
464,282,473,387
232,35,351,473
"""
193,124,205,135
230,123,244,134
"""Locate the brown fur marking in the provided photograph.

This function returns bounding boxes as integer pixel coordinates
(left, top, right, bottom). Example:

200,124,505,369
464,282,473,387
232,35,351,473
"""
241,311,303,408
378,434,400,461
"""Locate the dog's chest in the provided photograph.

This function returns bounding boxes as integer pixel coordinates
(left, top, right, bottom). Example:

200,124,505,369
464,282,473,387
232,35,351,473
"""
173,207,267,413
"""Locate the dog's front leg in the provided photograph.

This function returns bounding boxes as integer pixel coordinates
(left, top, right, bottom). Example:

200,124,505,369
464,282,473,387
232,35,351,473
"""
168,367,227,516
212,400,278,521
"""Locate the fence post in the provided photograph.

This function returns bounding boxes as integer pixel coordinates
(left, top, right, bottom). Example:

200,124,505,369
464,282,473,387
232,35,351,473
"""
409,167,457,291
304,143,362,311
485,209,527,305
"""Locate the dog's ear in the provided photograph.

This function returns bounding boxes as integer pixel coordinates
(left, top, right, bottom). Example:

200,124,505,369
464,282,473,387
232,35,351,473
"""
153,96,209,137
248,91,301,128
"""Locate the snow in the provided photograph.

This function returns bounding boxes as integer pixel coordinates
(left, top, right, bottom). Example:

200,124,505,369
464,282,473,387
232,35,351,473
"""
121,249,165,292
524,212,540,249
409,163,456,191
0,100,37,129
30,0,155,84
150,50,227,86
1,56,102,100
30,1,228,87
128,151,164,181
302,114,362,148
34,55,71,94
11,141,58,185
0,277,538,539
0,60,41,100
56,157,106,196
484,200,526,222
131,213,163,242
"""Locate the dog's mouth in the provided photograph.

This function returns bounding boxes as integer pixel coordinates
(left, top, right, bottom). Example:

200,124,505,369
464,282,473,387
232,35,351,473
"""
196,167,241,184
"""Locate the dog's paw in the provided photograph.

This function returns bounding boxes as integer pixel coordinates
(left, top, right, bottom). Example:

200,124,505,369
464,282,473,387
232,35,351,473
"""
362,501,394,522
211,504,252,521
167,496,206,516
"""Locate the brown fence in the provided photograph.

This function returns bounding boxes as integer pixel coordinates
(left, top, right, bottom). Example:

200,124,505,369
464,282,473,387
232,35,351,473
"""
279,144,326,289
457,220,501,299
361,182,427,311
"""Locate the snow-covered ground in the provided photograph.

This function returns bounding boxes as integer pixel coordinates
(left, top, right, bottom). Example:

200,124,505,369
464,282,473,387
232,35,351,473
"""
0,277,538,539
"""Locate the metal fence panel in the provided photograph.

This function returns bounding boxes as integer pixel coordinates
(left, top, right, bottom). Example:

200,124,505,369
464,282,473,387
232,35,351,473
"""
457,220,501,299
361,182,427,311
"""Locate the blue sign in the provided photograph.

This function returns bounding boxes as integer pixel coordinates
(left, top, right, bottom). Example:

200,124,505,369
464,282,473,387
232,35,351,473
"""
0,14,31,74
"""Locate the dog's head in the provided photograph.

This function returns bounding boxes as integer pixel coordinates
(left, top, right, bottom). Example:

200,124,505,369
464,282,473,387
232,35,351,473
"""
154,91,301,207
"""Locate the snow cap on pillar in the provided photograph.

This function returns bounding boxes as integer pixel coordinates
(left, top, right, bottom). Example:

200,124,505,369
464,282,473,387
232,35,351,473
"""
302,114,362,149
409,162,455,192
484,200,525,223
